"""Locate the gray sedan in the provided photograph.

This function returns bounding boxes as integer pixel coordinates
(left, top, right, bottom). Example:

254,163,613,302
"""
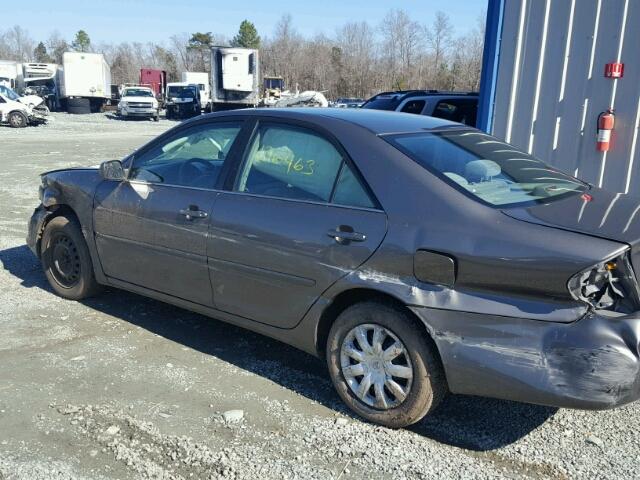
27,108,640,427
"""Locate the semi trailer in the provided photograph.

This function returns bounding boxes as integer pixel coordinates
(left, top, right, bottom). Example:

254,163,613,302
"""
58,52,111,114
210,46,260,111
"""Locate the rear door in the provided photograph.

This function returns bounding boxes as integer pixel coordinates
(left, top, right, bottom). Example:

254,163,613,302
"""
94,119,246,306
208,120,388,328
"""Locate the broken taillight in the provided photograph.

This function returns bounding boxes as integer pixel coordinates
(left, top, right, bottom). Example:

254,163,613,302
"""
568,249,640,313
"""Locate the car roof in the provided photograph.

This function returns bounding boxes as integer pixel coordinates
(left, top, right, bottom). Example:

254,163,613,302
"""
205,108,465,135
372,90,478,99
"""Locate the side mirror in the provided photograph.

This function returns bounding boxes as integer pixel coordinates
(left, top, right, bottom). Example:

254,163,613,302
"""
99,160,125,181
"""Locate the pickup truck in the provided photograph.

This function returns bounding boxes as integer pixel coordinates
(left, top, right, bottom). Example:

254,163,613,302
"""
117,86,159,121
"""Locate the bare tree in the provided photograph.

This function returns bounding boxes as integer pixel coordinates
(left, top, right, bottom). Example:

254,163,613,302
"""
0,10,483,98
0,26,35,62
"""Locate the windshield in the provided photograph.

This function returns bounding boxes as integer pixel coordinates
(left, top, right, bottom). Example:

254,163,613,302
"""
362,95,401,111
386,130,588,207
168,86,195,98
0,85,20,101
123,88,154,97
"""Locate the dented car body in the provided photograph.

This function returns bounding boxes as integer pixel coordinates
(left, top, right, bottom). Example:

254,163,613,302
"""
27,109,640,416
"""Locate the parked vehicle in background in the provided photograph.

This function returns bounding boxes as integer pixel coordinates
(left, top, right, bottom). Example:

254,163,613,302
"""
117,86,159,121
22,63,59,111
165,83,201,120
0,88,47,127
0,85,47,110
262,75,284,106
140,68,167,104
332,98,365,108
58,52,111,114
0,60,22,90
362,90,479,127
210,46,260,111
181,72,210,111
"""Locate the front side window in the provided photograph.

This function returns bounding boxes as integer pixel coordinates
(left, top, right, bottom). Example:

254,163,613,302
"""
236,124,376,208
386,130,587,207
129,122,242,188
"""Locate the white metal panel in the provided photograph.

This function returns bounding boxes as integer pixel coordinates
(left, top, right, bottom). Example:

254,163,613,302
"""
492,0,640,193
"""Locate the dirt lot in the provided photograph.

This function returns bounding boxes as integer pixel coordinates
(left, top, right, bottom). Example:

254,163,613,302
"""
0,113,639,479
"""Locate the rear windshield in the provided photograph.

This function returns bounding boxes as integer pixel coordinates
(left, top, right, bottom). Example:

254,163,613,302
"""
361,95,400,111
386,130,588,207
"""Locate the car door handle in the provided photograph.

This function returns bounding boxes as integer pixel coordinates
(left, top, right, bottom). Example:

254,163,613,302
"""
327,228,366,243
179,205,208,220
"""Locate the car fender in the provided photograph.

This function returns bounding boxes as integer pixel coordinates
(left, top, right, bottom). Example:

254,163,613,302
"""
37,169,108,284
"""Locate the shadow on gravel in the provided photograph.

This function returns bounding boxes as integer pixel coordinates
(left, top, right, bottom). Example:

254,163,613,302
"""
1,243,556,451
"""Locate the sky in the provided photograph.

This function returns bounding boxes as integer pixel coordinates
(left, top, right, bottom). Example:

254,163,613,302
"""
16,0,487,44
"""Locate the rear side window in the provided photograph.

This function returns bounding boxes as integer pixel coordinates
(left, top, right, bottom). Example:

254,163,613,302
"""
236,124,376,208
401,100,425,115
432,99,477,126
333,163,375,208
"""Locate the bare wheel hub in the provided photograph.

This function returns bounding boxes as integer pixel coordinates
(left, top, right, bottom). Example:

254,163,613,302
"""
340,323,413,410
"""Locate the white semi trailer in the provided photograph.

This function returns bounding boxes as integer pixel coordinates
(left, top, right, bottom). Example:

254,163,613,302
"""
0,61,22,90
58,52,111,114
210,46,259,111
181,72,210,111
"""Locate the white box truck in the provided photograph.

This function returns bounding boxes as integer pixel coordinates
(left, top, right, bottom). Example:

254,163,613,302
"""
0,61,23,90
58,52,111,114
210,46,259,111
181,72,210,111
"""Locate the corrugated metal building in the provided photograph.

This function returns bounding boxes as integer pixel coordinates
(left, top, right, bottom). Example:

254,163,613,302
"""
478,0,640,194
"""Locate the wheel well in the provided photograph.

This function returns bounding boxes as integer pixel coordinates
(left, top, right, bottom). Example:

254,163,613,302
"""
316,288,442,362
36,204,81,255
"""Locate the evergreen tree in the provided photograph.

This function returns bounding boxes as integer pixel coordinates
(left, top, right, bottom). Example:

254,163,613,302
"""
231,20,261,49
187,32,214,71
72,30,91,52
33,42,52,62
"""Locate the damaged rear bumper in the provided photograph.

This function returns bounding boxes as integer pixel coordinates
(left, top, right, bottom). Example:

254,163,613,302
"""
411,306,640,410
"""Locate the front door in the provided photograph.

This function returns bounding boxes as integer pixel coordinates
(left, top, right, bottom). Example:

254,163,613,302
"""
94,120,245,306
208,121,387,328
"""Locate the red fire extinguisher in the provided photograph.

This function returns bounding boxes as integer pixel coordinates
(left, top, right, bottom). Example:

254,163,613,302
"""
596,109,615,152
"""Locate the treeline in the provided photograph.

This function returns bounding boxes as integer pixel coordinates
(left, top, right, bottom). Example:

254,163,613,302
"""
0,10,485,99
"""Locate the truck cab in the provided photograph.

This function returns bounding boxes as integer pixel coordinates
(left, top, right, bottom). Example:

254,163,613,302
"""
164,83,201,120
181,72,210,111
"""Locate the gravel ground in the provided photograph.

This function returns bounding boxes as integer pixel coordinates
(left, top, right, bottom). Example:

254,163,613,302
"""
1,112,639,479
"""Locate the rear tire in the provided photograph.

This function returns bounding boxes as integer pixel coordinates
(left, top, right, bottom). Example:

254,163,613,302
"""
326,301,446,428
67,98,91,114
8,111,28,128
41,215,102,300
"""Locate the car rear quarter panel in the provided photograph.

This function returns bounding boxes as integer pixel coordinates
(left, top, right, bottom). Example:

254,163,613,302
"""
323,122,626,320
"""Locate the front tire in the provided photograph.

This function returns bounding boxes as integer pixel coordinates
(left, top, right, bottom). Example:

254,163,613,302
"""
8,111,28,128
326,301,446,428
41,215,102,300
